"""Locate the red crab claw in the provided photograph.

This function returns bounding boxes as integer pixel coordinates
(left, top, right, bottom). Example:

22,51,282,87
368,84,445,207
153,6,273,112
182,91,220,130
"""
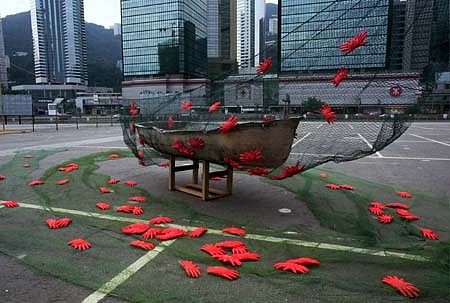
121,223,149,234
129,240,155,251
368,207,384,216
213,254,242,267
156,229,186,241
340,184,355,191
128,196,147,203
24,155,34,159
223,157,244,170
188,137,205,149
96,202,111,210
208,101,221,113
381,276,420,299
132,206,144,215
207,266,239,280
108,154,121,159
168,115,174,129
232,246,248,254
339,31,368,55
116,205,135,213
319,173,328,178
56,218,72,228
274,262,309,274
108,179,120,184
420,228,439,240
124,180,138,187
142,228,163,240
23,163,31,168
180,260,201,278
220,115,239,133
68,238,91,251
2,201,19,208
181,100,193,111
396,191,412,199
286,257,320,266
46,219,60,229
149,216,173,225
385,202,409,210
189,227,208,238
159,162,169,167
378,215,394,224
222,227,246,236
370,202,386,210
28,180,45,186
201,244,226,256
325,183,340,190
215,241,245,249
247,167,269,176
233,252,260,261
0,175,5,180
239,150,262,163
99,187,112,193
56,179,70,185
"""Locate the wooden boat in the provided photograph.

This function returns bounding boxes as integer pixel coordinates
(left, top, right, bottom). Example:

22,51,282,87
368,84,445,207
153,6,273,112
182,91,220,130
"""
135,117,300,169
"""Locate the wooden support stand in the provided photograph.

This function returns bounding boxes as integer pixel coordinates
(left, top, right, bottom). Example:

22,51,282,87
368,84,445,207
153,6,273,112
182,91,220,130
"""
168,155,233,201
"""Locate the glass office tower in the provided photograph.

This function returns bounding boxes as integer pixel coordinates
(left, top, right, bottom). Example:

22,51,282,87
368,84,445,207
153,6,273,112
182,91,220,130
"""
280,0,390,72
30,0,88,85
0,18,8,88
121,0,208,79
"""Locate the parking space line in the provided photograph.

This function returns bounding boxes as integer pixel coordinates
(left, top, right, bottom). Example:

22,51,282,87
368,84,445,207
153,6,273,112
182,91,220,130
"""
411,126,434,130
10,202,427,262
289,153,450,161
292,132,312,148
81,240,175,303
357,133,383,158
410,134,450,147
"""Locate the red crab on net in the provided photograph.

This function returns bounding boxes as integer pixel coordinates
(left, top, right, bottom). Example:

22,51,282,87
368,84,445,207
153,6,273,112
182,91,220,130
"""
207,266,239,280
99,187,112,193
420,228,439,240
370,201,386,210
28,180,45,186
208,101,221,113
124,180,138,187
188,137,205,149
0,175,6,180
270,160,304,180
180,260,201,278
156,228,187,241
2,201,19,208
116,205,136,214
108,178,120,184
142,228,163,240
222,227,246,236
129,240,155,251
330,68,348,87
121,223,149,234
378,214,394,224
128,196,147,203
23,163,31,168
339,31,368,55
368,207,384,216
213,254,242,267
56,179,70,185
319,173,328,178
262,116,273,122
108,154,121,159
149,216,173,225
129,102,140,116
286,257,320,266
215,240,245,249
57,218,72,228
172,140,196,157
168,115,174,129
325,183,340,190
232,246,248,254
247,167,269,176
201,244,226,256
47,218,71,229
137,150,144,159
256,57,272,74
158,161,170,167
138,135,146,146
399,214,420,221
181,100,193,111
396,191,412,199
189,227,208,238
321,104,337,124
223,157,243,170
23,155,34,159
233,252,260,261
68,238,91,251
381,275,420,299
274,262,309,274
220,115,239,133
385,202,409,210
339,184,355,191
96,202,111,210
239,150,262,163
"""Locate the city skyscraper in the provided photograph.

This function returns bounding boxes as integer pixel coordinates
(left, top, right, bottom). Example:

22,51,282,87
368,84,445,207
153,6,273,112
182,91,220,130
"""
0,18,8,88
30,0,88,85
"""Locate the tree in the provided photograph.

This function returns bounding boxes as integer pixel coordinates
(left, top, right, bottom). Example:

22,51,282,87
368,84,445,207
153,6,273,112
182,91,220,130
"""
302,97,323,113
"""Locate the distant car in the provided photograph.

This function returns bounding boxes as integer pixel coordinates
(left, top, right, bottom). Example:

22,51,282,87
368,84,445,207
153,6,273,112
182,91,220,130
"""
56,113,72,120
112,114,121,118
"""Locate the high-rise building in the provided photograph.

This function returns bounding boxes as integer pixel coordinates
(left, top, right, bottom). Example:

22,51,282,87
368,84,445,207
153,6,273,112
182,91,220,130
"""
387,0,407,71
0,18,8,89
110,23,122,36
207,0,237,62
30,0,88,85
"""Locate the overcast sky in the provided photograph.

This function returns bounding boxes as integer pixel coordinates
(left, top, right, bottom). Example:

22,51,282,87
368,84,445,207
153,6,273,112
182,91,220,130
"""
0,0,278,28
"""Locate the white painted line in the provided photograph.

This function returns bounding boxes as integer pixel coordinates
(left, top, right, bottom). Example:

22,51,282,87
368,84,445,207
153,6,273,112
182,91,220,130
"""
13,202,427,262
348,124,354,129
368,156,450,161
396,141,429,143
289,153,450,161
291,132,312,148
410,134,450,147
357,133,383,158
81,240,175,303
75,146,128,150
411,126,434,130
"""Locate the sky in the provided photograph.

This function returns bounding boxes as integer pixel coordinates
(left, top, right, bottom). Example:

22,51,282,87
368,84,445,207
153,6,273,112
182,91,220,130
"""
0,0,278,28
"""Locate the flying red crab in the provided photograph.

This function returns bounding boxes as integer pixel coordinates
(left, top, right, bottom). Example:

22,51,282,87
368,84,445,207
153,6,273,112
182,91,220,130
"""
28,180,45,186
180,260,201,278
0,175,5,180
220,115,239,133
142,228,163,240
129,102,140,116
330,68,348,87
189,227,208,238
274,262,309,274
321,104,337,124
233,252,260,261
209,101,221,113
370,202,386,210
247,167,269,176
339,31,368,55
256,57,272,74
96,202,111,210
286,257,320,266
368,207,384,216
207,266,239,280
381,275,420,299
222,227,246,236
129,240,155,251
239,150,262,162
325,183,340,190
99,187,112,193
23,163,31,168
213,254,242,267
56,179,70,185
223,157,243,170
156,228,187,241
121,223,150,234
158,162,170,167
149,216,173,225
124,180,138,187
108,154,121,159
378,215,394,224
68,238,91,251
396,191,412,199
270,160,304,180
181,100,193,111
108,179,120,184
128,196,147,203
168,115,174,129
420,228,439,240
201,244,226,256
385,202,409,210
188,137,205,149
339,184,355,191
172,140,196,157
2,201,19,208
319,173,328,178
